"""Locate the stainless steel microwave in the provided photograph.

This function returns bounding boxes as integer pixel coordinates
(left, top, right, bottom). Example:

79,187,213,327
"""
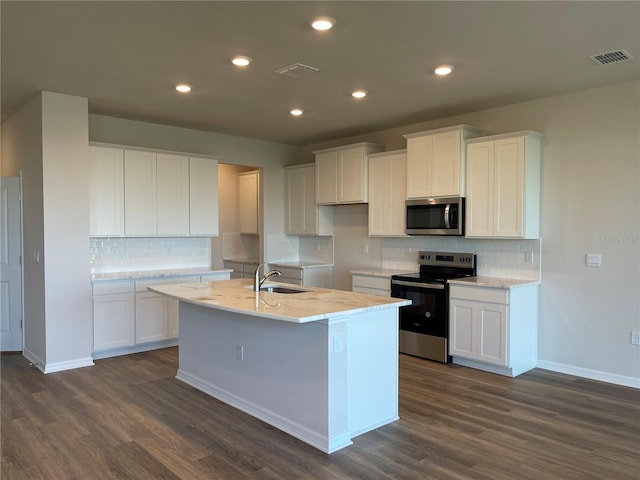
406,197,464,235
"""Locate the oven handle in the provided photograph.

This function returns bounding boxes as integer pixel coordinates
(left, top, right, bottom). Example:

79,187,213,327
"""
391,280,445,290
444,204,451,229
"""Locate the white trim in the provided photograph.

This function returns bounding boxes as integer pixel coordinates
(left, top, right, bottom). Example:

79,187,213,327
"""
92,339,178,360
536,360,640,389
22,348,46,373
43,357,94,374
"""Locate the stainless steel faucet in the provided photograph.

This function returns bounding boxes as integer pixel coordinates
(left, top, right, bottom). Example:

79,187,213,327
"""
253,262,281,292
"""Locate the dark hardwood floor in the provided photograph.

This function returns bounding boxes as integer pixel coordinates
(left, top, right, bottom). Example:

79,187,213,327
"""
2,348,638,479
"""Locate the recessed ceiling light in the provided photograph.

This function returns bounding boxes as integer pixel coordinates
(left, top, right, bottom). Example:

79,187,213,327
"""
310,16,335,31
232,55,252,67
434,65,453,76
290,108,304,116
352,90,367,99
175,84,192,93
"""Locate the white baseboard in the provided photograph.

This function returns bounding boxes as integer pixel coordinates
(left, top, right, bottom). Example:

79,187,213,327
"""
22,348,46,373
44,356,94,374
536,360,640,389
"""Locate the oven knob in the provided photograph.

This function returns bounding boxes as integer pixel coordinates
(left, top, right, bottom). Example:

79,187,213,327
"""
424,312,431,318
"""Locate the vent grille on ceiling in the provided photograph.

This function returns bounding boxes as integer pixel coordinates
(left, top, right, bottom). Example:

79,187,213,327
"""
589,49,633,65
274,63,319,78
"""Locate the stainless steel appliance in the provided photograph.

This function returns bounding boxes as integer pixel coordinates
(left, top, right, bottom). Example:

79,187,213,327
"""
391,251,476,363
405,196,464,236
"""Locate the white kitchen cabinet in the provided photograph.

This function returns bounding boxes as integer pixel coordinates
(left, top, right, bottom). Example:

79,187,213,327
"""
351,273,392,297
449,282,538,377
224,260,259,279
89,146,124,236
404,125,483,199
239,170,259,234
189,157,219,236
368,149,407,236
465,131,542,238
314,143,383,205
268,264,334,288
285,164,333,236
156,153,190,235
124,149,157,235
92,281,134,352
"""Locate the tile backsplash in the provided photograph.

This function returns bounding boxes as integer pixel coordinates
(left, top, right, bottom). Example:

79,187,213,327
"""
381,237,541,281
90,237,211,273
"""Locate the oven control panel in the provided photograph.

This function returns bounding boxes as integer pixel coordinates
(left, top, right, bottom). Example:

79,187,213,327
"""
419,251,475,268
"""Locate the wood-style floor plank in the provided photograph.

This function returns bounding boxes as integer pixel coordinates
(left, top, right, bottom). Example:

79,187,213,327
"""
2,348,638,479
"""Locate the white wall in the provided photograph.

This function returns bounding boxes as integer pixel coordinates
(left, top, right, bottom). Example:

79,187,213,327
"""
297,80,640,386
1,92,93,371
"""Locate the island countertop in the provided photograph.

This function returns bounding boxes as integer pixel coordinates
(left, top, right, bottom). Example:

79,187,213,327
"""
148,278,410,324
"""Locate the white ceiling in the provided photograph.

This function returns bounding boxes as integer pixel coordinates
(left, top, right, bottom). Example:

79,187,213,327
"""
2,1,639,146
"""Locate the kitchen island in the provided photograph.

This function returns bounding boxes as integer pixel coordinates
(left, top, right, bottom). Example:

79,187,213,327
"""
148,278,410,453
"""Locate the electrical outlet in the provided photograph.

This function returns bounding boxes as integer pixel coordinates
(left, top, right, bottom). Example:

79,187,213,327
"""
525,251,534,263
585,253,602,267
362,244,369,255
236,344,244,360
631,331,640,346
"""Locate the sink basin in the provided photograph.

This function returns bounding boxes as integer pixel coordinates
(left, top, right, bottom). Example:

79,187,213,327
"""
259,285,307,294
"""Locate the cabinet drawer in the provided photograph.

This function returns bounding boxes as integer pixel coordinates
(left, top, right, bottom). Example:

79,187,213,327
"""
353,286,390,297
352,275,390,291
272,266,303,280
135,275,200,292
92,281,133,296
449,285,508,304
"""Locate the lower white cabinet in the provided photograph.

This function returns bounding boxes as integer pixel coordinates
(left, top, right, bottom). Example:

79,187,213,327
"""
224,260,259,279
351,273,392,297
449,283,538,377
268,264,334,288
92,281,134,352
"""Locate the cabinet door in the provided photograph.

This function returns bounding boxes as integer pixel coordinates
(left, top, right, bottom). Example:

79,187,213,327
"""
156,153,189,235
367,156,387,235
189,157,219,235
431,130,462,197
337,147,367,203
135,291,167,344
93,294,134,351
493,137,525,237
239,172,259,234
316,151,338,204
286,167,305,234
406,135,433,198
124,150,156,235
477,302,508,366
89,146,124,236
369,152,407,236
166,297,179,339
449,299,475,358
466,142,494,237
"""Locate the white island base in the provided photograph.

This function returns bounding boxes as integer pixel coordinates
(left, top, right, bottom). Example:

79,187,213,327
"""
176,301,400,453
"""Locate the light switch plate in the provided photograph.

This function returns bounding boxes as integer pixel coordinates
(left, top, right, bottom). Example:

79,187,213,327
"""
585,253,602,267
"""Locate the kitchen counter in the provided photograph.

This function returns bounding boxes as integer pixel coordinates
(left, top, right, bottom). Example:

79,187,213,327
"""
448,276,540,289
351,268,415,277
150,278,410,453
268,261,333,269
148,278,409,323
91,267,231,282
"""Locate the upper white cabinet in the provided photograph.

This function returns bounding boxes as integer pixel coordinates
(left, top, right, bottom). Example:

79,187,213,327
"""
89,146,124,236
403,125,483,199
465,131,542,239
368,149,407,236
238,170,259,234
314,143,383,204
189,157,219,236
90,145,219,237
285,164,333,236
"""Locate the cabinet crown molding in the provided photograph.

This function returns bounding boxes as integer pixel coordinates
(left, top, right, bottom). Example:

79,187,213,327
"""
466,130,543,144
403,124,484,139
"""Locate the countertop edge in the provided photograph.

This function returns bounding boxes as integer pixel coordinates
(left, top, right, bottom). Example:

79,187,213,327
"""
91,268,232,282
448,276,541,289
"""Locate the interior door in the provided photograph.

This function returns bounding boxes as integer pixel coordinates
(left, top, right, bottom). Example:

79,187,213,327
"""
1,176,23,351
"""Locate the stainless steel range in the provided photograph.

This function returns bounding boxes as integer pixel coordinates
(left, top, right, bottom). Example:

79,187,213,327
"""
391,251,476,363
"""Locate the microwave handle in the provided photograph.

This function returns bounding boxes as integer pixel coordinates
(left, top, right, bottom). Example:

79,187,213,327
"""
444,204,451,229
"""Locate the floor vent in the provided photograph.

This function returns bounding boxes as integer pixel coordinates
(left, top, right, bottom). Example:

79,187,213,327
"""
274,63,319,78
589,49,633,65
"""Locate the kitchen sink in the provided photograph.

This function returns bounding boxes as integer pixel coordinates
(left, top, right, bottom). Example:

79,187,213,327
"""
259,285,307,294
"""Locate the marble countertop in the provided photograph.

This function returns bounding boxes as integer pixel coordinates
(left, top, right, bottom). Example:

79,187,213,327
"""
448,276,541,289
148,278,411,323
91,267,231,282
351,268,416,277
223,258,260,264
268,261,334,269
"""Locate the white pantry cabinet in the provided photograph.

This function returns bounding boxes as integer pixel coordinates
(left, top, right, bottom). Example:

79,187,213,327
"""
238,171,259,234
89,146,124,236
404,125,483,199
368,149,407,236
449,282,538,377
285,164,333,236
465,131,542,238
92,281,134,352
314,143,383,204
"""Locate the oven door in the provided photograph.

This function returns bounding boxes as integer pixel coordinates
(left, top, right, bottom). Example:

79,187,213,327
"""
391,279,448,337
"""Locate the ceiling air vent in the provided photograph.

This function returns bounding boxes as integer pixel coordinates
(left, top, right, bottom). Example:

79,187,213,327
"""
274,63,319,79
589,49,633,65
